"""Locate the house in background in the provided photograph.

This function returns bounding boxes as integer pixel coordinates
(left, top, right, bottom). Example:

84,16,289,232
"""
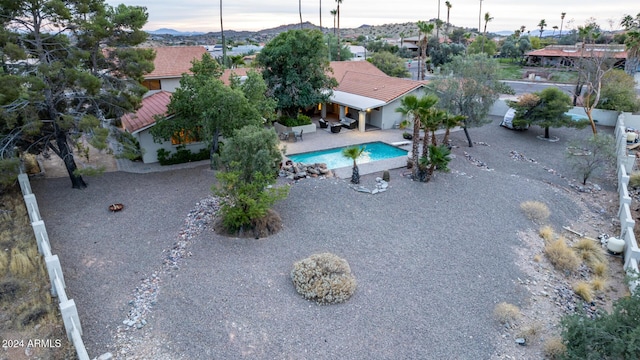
140,46,208,94
525,43,627,68
323,61,427,132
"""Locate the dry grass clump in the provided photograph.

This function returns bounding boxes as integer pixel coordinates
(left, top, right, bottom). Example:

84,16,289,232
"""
593,261,608,277
493,302,521,324
629,171,640,188
533,254,542,262
573,281,593,302
544,237,581,273
544,336,567,359
539,225,555,242
517,322,542,344
573,238,606,269
291,253,356,305
520,201,550,223
591,277,607,292
0,250,8,273
9,247,36,277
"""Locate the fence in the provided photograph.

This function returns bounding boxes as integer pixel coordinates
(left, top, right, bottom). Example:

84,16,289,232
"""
17,173,90,360
614,113,640,293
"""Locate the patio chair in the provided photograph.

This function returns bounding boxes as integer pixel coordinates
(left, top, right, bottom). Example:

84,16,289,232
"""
294,129,303,142
318,118,328,128
330,124,342,133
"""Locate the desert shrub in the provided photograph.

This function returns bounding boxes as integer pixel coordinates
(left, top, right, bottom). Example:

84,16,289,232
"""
630,172,640,189
566,134,616,185
493,302,521,324
9,248,35,277
0,249,8,273
561,291,640,359
291,253,357,305
573,281,593,302
591,277,607,292
539,225,555,242
544,237,580,273
0,158,20,194
520,201,550,223
593,261,608,277
544,336,567,359
573,238,606,269
157,147,209,165
517,322,542,344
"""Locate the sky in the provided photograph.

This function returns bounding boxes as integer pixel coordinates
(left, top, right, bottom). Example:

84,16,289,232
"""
105,0,637,34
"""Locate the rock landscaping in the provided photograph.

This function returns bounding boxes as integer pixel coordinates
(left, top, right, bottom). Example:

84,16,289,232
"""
279,160,333,180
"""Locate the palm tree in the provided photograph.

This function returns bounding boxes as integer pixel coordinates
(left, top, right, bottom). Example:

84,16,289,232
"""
330,9,337,35
481,12,493,53
336,0,343,60
220,0,226,68
395,94,438,181
559,12,566,37
445,1,452,41
436,0,441,43
399,31,406,48
538,19,547,38
299,0,303,29
442,114,466,145
342,146,365,184
417,20,434,80
478,0,483,32
624,31,640,76
319,0,322,31
552,25,558,37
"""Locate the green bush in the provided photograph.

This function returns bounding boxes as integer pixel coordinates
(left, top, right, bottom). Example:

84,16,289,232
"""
0,158,20,194
156,147,209,165
291,253,357,305
113,131,144,161
278,114,312,127
560,291,640,359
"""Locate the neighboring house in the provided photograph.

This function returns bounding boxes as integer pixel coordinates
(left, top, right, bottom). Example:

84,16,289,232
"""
525,43,627,68
324,61,427,131
141,46,208,93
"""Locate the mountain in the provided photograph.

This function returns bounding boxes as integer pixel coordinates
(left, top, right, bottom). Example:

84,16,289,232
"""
147,28,205,36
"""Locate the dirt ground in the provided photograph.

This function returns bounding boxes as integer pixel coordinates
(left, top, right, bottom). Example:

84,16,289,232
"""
39,138,118,178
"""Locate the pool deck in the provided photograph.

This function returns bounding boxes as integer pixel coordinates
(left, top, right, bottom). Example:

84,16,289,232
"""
281,120,457,178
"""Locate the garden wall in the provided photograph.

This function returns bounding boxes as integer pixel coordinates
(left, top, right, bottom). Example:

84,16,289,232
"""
490,98,620,127
17,173,90,360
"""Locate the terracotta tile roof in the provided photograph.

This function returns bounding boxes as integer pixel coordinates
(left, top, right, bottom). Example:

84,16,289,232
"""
144,46,209,79
220,68,251,85
526,47,627,59
122,91,172,134
329,61,387,82
336,71,425,103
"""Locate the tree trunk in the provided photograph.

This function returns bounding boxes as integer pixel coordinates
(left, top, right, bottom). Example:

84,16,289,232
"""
351,165,359,184
463,126,473,147
411,119,420,180
573,81,583,106
210,128,221,169
54,132,87,189
544,126,550,139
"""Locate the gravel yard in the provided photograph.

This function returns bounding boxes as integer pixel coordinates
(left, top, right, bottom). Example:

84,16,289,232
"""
30,117,624,359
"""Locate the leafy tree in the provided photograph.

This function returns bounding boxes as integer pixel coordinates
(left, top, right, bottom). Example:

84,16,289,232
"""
257,29,337,118
151,54,262,162
0,0,154,188
214,125,288,235
561,290,640,359
449,28,467,44
468,35,497,56
365,39,398,54
367,51,410,78
325,33,353,61
229,70,277,121
597,69,640,112
500,36,531,63
342,146,365,184
566,134,615,185
430,54,509,147
429,43,466,67
508,87,585,139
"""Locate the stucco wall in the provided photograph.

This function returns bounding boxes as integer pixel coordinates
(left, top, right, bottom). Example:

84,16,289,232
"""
160,78,181,93
136,129,207,163
490,98,620,127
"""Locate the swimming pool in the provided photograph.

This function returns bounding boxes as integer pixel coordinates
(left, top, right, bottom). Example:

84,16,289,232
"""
287,141,408,169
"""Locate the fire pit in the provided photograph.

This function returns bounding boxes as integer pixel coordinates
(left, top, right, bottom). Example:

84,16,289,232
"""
109,203,124,212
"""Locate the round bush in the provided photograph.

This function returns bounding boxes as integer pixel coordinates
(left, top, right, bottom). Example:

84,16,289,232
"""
291,253,356,305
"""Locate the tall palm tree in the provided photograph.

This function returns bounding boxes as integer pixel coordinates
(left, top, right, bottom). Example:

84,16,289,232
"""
336,0,343,60
319,0,322,31
478,0,483,32
436,0,441,43
481,12,493,53
537,19,547,38
330,9,337,35
417,21,434,80
399,31,406,48
559,12,566,37
445,1,452,41
552,25,558,37
624,31,640,76
299,0,303,29
442,114,466,145
395,94,438,181
342,146,365,184
220,0,226,68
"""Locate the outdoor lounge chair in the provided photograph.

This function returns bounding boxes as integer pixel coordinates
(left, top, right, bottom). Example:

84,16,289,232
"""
294,129,303,141
340,117,357,129
318,118,328,128
330,123,342,133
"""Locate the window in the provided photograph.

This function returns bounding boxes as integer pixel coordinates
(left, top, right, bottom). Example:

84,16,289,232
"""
142,79,161,91
171,129,201,145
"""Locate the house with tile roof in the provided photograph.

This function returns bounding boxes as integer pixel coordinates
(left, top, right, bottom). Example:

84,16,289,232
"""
141,46,209,93
525,44,627,68
325,61,427,131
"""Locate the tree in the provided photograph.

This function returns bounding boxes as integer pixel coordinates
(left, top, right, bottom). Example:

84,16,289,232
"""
342,146,365,184
482,12,494,53
538,19,547,38
436,0,441,43
552,26,558,37
257,30,337,118
299,0,303,29
508,87,586,139
566,134,615,185
220,0,227,68
214,125,288,236
621,13,640,76
445,1,452,41
151,55,263,162
319,0,323,31
326,34,353,61
367,51,410,78
0,0,154,189
500,36,531,62
560,12,566,37
597,69,640,112
478,0,483,32
429,43,466,67
395,94,438,181
430,54,509,147
230,70,278,121
335,0,343,60
468,35,497,56
417,20,435,79
330,9,337,36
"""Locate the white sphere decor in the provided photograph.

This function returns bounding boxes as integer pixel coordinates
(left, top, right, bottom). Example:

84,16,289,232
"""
606,237,625,254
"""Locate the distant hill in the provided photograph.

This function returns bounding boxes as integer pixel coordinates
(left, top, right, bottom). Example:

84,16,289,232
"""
147,28,205,36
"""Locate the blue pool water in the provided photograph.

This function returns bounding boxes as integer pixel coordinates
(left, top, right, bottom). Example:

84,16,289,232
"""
287,142,408,169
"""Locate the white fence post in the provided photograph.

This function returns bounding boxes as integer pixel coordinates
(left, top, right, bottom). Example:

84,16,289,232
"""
60,299,82,340
23,193,41,223
31,220,51,255
45,255,65,297
18,173,32,195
